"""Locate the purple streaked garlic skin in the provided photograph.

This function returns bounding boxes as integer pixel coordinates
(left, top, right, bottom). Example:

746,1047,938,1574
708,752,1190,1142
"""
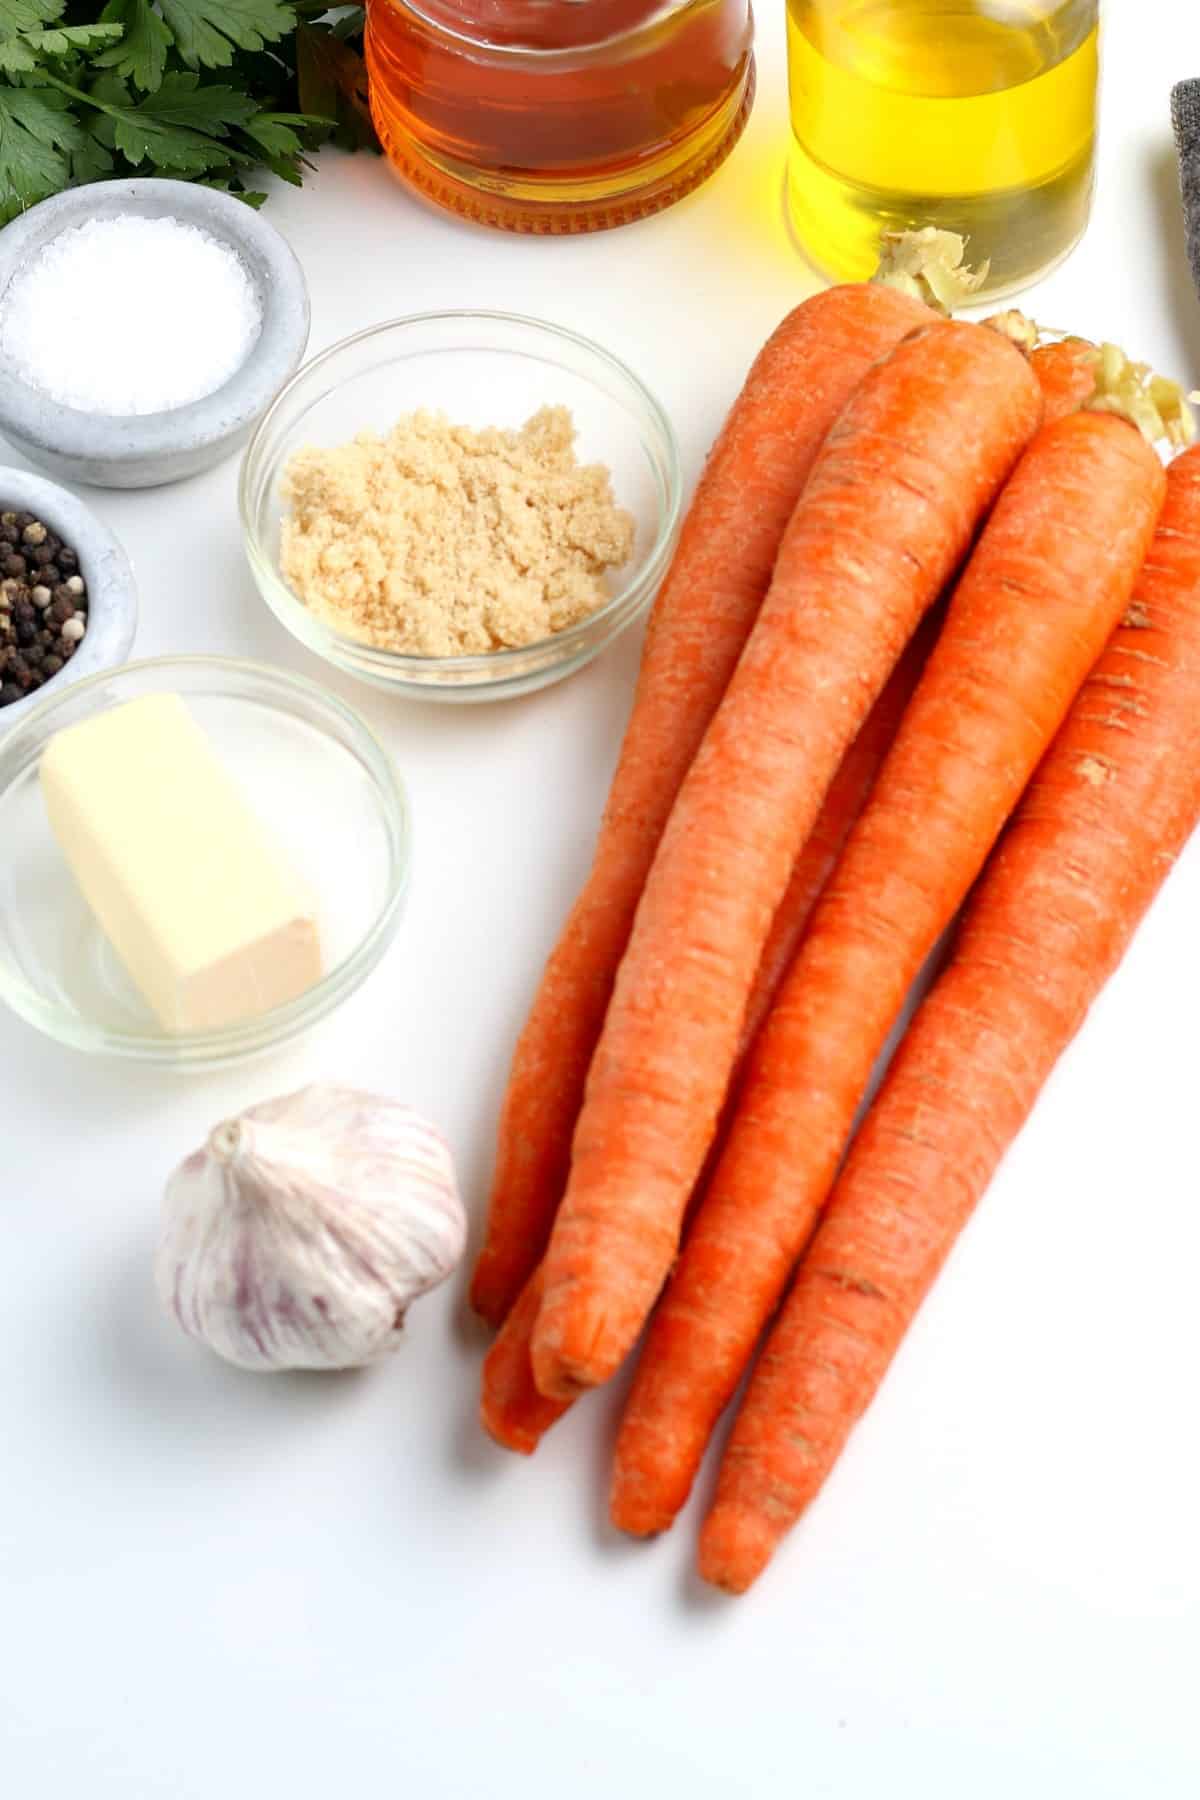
155,1085,466,1372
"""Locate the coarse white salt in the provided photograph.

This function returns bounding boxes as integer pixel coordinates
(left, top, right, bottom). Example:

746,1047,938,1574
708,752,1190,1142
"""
0,214,263,417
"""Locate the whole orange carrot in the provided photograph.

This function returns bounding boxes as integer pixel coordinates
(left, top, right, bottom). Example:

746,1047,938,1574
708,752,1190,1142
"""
740,609,939,1060
480,622,937,1458
480,338,1071,1458
532,320,1041,1403
700,444,1200,1593
481,333,1087,1459
740,330,1091,1065
470,284,932,1329
480,1266,569,1455
610,408,1164,1535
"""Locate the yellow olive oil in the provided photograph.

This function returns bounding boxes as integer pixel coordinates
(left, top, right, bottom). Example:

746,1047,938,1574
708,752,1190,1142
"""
786,1,1099,297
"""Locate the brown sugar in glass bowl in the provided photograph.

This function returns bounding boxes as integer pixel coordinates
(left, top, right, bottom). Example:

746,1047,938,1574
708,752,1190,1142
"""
363,0,757,233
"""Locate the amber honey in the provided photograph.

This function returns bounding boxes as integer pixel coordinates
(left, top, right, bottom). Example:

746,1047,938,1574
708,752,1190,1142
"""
364,0,756,233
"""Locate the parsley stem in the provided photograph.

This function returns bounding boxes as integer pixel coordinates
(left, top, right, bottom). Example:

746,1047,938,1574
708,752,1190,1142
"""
35,70,133,125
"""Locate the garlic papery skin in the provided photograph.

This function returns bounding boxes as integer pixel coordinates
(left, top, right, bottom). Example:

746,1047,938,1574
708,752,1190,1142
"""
155,1085,467,1372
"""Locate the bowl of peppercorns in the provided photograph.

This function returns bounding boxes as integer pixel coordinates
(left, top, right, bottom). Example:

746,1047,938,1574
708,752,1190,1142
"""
0,467,137,729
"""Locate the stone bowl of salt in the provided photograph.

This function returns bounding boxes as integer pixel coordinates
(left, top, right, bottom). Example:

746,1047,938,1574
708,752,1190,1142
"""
0,179,310,490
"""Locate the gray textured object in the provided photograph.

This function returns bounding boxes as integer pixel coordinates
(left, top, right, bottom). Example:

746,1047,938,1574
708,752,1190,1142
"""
0,180,310,490
1172,81,1200,296
0,465,137,731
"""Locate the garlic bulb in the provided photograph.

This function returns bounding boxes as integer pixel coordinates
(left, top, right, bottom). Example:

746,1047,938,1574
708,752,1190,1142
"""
156,1084,466,1372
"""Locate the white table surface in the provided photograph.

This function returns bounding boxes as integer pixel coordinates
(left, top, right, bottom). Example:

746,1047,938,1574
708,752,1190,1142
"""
4,7,1199,1796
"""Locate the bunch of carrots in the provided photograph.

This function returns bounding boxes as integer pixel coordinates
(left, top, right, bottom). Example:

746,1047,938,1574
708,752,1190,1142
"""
469,251,1200,1595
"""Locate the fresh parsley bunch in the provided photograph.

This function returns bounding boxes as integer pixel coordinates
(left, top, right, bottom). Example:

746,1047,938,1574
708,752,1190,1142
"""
0,1,376,226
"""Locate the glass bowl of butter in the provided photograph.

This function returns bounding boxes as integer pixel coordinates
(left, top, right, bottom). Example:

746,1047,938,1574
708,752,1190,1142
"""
0,656,410,1066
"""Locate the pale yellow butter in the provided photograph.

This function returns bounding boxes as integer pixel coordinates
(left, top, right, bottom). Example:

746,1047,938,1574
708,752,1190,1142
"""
40,693,322,1033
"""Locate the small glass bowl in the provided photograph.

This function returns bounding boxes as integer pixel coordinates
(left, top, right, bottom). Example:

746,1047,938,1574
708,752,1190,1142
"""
0,658,410,1067
240,311,682,703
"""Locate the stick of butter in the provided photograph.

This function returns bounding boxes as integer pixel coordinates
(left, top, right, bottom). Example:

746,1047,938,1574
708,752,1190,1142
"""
40,693,323,1034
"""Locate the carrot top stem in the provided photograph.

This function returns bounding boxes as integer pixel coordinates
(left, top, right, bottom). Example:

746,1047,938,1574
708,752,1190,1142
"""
985,310,1050,353
878,228,1195,446
986,322,1196,449
1087,342,1197,448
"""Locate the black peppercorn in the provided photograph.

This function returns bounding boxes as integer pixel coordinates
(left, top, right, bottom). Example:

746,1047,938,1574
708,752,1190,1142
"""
0,509,86,706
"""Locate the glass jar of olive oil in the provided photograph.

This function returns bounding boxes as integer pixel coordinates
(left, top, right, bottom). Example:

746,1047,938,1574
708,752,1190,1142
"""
787,1,1099,298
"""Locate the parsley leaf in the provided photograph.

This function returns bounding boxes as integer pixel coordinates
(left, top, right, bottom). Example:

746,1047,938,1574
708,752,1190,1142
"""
0,0,61,71
0,0,64,42
239,108,306,157
119,67,259,131
77,68,254,173
158,0,296,73
0,2,374,212
28,23,126,56
0,80,103,222
93,0,171,91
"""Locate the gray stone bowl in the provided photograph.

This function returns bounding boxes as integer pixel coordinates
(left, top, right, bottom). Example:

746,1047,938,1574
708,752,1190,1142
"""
0,466,137,731
0,180,310,489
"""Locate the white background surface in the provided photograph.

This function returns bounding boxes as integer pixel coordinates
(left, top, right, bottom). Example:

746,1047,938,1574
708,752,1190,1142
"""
3,6,1199,1796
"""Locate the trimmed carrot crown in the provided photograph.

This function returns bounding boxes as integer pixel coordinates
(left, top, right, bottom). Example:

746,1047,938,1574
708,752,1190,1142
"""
1087,342,1197,450
875,229,1196,450
872,227,988,314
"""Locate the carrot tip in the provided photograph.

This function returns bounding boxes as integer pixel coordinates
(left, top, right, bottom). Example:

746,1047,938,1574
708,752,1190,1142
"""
609,1492,673,1540
697,1503,777,1596
479,1404,541,1457
468,1262,510,1332
531,1293,624,1399
529,1342,589,1403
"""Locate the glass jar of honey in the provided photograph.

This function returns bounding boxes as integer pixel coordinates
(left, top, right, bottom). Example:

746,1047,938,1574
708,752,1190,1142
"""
364,1,757,233
786,1,1099,299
